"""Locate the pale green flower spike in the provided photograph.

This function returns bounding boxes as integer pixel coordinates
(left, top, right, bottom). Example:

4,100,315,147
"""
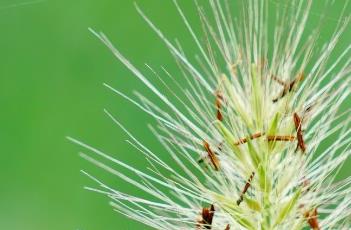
69,0,351,229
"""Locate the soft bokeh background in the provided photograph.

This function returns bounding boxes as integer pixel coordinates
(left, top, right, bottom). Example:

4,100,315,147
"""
0,0,349,229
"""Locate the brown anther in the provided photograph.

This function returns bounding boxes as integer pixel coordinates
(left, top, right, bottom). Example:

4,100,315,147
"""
215,91,224,121
272,75,286,86
234,132,264,145
293,112,306,153
303,179,310,187
258,58,267,70
237,172,255,205
266,135,296,142
224,224,230,230
304,208,320,230
203,141,220,171
218,141,224,151
303,105,314,122
230,63,238,76
234,132,296,146
272,73,304,103
197,204,215,229
304,105,313,114
299,178,312,198
288,73,304,92
303,178,311,192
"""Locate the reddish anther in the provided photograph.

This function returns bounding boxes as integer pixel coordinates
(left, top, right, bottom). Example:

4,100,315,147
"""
302,178,311,193
237,172,255,205
234,133,295,146
215,91,224,121
197,204,215,229
266,135,296,142
272,73,304,103
234,132,264,145
293,112,306,153
203,141,220,171
305,208,320,230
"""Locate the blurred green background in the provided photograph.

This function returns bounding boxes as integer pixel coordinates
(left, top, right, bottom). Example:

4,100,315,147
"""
0,0,349,230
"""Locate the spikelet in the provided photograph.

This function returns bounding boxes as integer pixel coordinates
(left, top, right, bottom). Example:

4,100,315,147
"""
69,0,351,229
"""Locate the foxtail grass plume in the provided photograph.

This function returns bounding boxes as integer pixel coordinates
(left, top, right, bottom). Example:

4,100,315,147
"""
69,0,351,229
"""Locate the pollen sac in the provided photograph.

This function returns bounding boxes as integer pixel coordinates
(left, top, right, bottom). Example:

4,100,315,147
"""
293,112,306,153
215,91,224,121
237,172,255,205
197,204,215,229
272,73,304,103
224,224,230,230
304,208,320,230
288,73,304,94
302,178,311,193
266,135,296,142
234,132,263,145
203,141,220,171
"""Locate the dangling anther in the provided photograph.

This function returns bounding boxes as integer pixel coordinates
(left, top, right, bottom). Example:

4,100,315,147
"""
234,132,296,146
272,73,304,103
215,91,224,121
234,132,264,145
203,141,220,171
302,178,311,193
196,204,215,229
266,135,296,142
224,224,230,230
217,141,224,151
258,58,267,70
237,172,255,205
304,208,320,230
293,112,306,153
304,104,314,114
